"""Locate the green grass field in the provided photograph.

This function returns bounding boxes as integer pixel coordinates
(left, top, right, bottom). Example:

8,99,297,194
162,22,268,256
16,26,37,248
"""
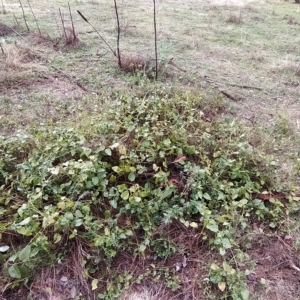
1,1,300,299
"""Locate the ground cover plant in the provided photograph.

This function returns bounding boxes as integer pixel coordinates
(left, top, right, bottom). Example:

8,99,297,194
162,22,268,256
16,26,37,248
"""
0,0,300,299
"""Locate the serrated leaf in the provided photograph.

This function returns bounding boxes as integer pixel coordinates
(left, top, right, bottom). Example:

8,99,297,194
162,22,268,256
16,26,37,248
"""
121,191,129,200
92,279,98,290
218,282,226,292
128,172,136,182
19,245,31,262
8,265,21,279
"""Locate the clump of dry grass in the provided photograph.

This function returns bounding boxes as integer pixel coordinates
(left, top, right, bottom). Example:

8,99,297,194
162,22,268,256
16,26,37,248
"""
119,51,149,73
0,22,13,36
4,43,45,70
283,14,299,25
226,12,243,24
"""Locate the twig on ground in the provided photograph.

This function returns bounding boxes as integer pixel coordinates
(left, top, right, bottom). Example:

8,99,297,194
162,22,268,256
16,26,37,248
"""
290,262,300,272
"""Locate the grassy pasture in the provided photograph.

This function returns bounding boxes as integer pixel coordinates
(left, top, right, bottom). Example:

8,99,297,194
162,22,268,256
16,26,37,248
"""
0,0,300,299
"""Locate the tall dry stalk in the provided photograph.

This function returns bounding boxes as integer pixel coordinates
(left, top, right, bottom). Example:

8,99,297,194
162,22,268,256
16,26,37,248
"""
68,2,77,41
59,8,67,41
1,0,5,12
113,0,122,68
153,0,158,80
18,0,29,32
26,0,41,34
77,10,115,56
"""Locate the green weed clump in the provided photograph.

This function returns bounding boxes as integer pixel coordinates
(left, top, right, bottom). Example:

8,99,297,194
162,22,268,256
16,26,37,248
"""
0,87,296,299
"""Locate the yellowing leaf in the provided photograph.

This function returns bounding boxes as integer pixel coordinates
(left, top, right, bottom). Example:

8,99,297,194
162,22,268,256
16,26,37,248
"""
210,263,220,270
82,269,89,279
54,233,62,244
189,222,198,228
121,191,129,200
218,282,226,292
92,279,98,290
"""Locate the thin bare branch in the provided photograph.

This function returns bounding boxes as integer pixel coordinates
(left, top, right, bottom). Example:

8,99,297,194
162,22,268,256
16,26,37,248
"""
113,0,122,68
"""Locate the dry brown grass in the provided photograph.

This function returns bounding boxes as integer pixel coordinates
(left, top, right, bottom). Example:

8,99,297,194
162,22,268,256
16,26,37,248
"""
119,51,149,73
226,11,243,23
4,42,46,70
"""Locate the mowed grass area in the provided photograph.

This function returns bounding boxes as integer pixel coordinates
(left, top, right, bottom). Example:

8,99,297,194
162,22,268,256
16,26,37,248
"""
0,1,300,300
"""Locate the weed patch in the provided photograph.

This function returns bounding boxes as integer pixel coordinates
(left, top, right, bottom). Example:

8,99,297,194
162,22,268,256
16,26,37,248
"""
0,87,298,299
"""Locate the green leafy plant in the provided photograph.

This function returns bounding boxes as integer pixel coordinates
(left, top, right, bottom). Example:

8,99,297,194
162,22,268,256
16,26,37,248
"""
0,86,296,298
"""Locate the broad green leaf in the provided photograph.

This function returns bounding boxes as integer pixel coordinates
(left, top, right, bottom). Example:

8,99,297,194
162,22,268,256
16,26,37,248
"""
222,238,231,249
19,245,31,262
203,193,211,200
219,248,226,256
19,217,31,226
112,166,120,173
54,233,62,244
109,199,117,209
218,282,226,292
207,224,218,232
105,148,112,156
8,265,21,279
121,191,129,200
139,244,146,252
92,177,99,185
237,199,248,207
75,219,83,227
241,289,250,300
92,279,98,290
134,197,141,203
128,172,136,182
